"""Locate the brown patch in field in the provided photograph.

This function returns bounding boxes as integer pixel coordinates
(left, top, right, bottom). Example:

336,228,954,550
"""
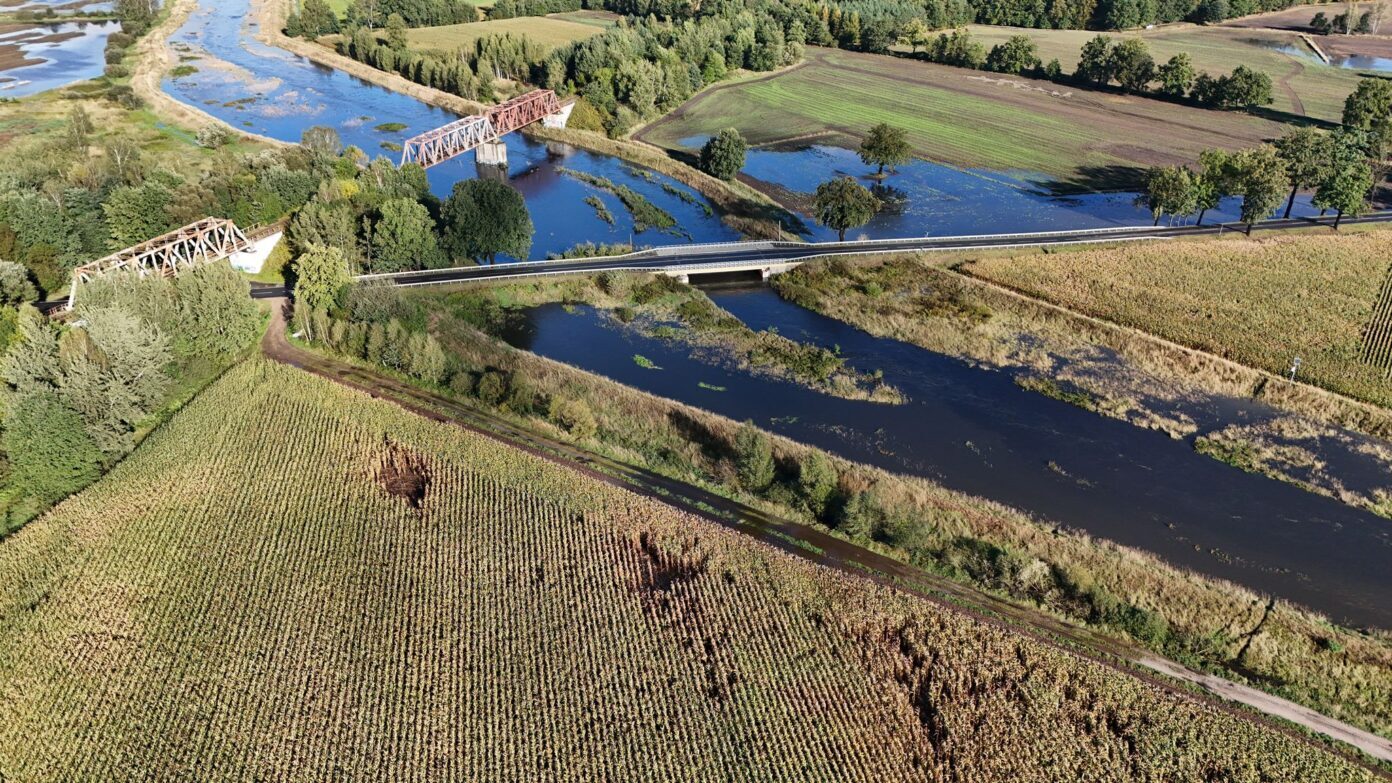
620,531,738,701
0,28,83,74
372,438,432,509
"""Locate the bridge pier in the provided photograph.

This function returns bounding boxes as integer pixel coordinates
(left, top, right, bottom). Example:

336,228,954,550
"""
476,139,508,167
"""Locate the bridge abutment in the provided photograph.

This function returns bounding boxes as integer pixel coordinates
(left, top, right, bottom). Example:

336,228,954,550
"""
542,100,576,129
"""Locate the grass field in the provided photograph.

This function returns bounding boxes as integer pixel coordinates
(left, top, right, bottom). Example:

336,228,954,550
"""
639,46,1290,185
964,24,1362,121
0,358,1380,780
963,232,1392,410
404,13,611,54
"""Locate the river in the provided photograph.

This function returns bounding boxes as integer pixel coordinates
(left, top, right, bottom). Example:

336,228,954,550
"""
500,287,1392,629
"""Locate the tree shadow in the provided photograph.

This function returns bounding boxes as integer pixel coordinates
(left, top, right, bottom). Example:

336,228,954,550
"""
1040,164,1149,196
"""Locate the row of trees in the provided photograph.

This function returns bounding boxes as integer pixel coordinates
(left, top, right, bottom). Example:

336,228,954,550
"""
1311,7,1382,35
288,0,480,38
911,30,1273,111
1141,127,1378,228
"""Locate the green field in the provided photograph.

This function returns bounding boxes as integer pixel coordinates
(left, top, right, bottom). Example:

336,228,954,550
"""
405,13,611,53
0,358,1380,780
964,23,1361,121
641,46,1291,186
965,231,1392,409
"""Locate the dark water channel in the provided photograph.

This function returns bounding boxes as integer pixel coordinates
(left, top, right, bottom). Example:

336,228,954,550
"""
501,285,1392,629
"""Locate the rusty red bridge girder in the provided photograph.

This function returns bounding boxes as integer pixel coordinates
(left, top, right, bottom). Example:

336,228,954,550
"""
400,89,564,169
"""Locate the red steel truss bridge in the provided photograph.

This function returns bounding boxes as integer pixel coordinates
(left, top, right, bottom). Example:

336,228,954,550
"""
400,90,565,168
67,218,254,309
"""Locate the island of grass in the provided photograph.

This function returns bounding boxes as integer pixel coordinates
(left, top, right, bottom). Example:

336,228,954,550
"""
638,46,1295,191
0,357,1382,779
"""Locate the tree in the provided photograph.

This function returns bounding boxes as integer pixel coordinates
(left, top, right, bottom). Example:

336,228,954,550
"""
985,35,1038,75
385,12,409,51
59,307,171,457
292,244,351,324
1315,132,1376,228
1311,11,1332,34
1156,53,1195,97
857,123,910,177
103,181,174,247
2,392,102,504
1343,77,1392,156
301,125,343,157
796,451,838,518
370,198,445,272
0,261,37,306
297,0,339,38
1,305,61,399
441,179,533,264
734,421,775,491
1108,38,1155,93
899,17,931,53
172,262,261,360
1222,65,1273,109
1273,128,1330,219
67,105,94,150
813,177,881,242
698,128,747,181
1194,0,1229,23
1229,145,1288,232
1193,148,1232,225
1076,35,1114,85
1142,165,1196,224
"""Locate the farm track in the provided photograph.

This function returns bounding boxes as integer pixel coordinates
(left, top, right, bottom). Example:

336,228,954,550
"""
260,300,1392,773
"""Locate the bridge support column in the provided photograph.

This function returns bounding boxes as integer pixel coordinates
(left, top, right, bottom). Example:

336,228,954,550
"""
674,273,690,284
761,268,772,280
476,140,508,167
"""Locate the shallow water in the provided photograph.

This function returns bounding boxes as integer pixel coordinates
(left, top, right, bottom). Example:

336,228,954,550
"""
0,20,116,96
501,286,1392,629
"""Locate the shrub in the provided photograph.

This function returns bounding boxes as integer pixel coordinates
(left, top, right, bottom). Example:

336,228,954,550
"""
549,397,598,439
733,422,775,491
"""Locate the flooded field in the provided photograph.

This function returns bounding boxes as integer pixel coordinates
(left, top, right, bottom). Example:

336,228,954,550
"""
0,20,115,96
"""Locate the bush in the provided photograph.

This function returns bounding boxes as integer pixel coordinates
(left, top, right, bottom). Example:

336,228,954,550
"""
196,124,233,149
477,371,507,405
549,397,598,439
2,392,104,504
733,422,775,491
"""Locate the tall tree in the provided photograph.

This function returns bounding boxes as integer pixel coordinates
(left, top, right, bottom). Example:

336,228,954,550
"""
172,262,262,360
1157,53,1196,97
1315,132,1376,229
1343,77,1392,158
985,35,1038,75
370,198,445,272
858,123,910,177
698,128,748,182
1273,128,1330,219
813,177,881,242
385,13,409,51
1142,165,1196,225
441,179,533,264
0,261,37,307
1229,145,1288,233
60,307,172,458
1075,35,1113,85
734,421,775,492
1108,38,1155,93
292,243,351,324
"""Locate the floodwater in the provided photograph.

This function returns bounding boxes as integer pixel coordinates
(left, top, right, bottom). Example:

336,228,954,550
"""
718,141,1320,241
1256,39,1392,73
0,20,117,96
160,0,736,259
500,286,1392,629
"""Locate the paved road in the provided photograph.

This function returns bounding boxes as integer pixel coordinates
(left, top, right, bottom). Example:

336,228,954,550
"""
260,299,1392,774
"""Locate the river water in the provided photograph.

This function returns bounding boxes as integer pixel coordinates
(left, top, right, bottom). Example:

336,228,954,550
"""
501,287,1392,629
0,20,116,96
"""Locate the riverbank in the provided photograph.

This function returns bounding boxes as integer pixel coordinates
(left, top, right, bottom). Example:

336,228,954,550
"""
305,278,1392,744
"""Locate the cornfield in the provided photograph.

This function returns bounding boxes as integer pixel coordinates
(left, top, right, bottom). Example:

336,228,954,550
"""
1361,263,1392,372
0,360,1377,781
965,232,1392,408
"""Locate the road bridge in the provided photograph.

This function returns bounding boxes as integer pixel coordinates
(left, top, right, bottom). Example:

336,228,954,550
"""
399,90,574,169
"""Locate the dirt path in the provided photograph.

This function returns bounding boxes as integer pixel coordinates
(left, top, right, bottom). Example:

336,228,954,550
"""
1279,59,1307,117
260,298,1392,774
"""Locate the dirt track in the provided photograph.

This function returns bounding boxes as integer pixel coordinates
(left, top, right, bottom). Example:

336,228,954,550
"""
260,298,1392,774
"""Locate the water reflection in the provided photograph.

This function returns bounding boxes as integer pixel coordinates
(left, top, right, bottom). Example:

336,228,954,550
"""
0,20,117,96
